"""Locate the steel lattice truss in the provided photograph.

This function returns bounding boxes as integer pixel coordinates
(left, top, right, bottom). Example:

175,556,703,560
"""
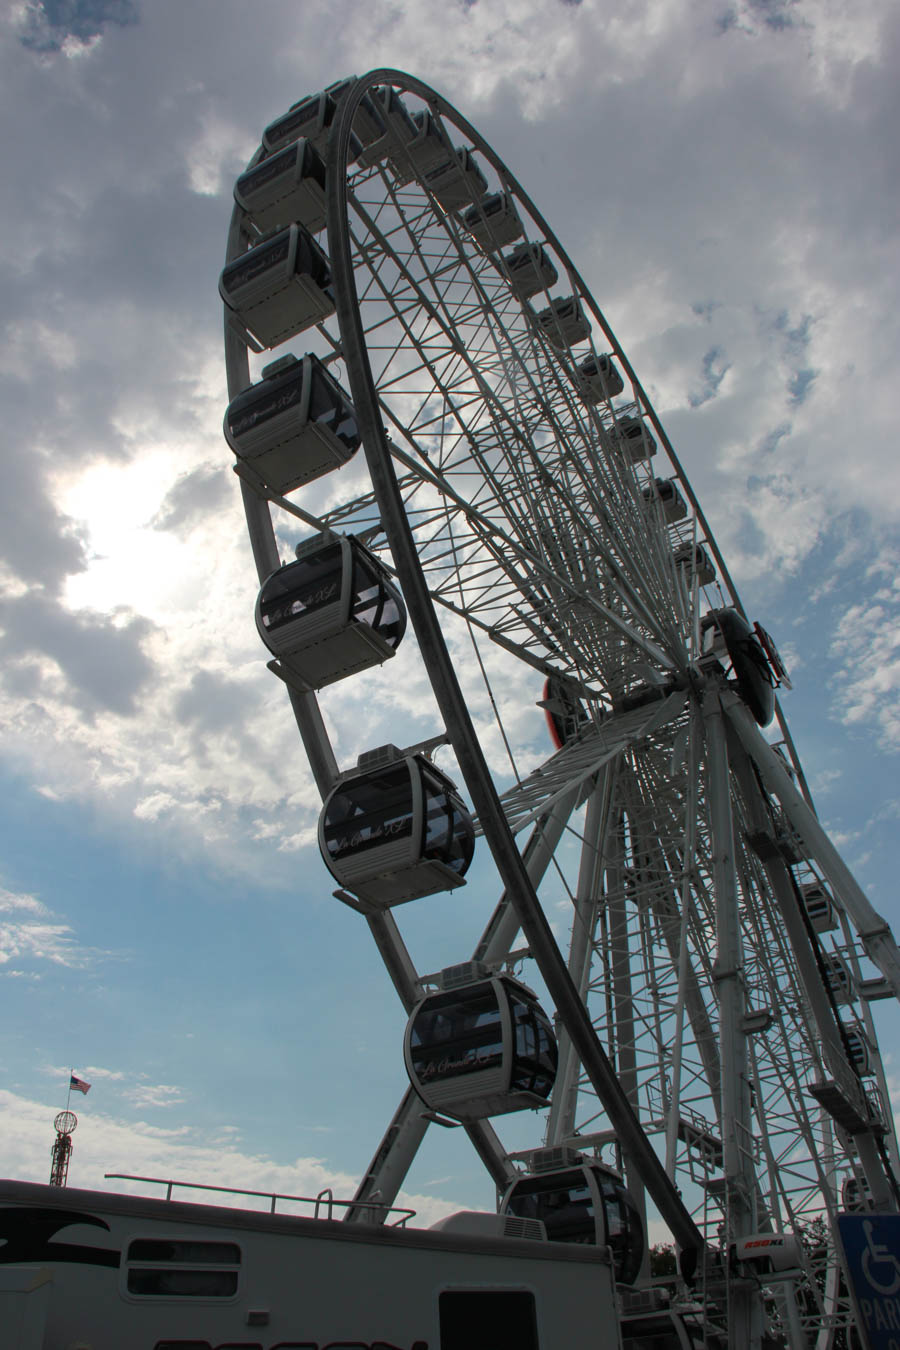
319,161,691,700
224,70,900,1349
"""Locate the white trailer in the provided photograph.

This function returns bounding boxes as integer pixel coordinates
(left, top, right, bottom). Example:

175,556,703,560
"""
0,1178,623,1350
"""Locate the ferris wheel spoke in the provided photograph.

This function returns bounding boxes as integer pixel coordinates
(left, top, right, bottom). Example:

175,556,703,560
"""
480,693,688,838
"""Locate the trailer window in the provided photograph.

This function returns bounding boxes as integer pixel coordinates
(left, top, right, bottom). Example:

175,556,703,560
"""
128,1237,241,1299
439,1289,538,1349
130,1240,241,1264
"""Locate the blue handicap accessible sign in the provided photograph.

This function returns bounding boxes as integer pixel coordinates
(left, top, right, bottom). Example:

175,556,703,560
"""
838,1214,900,1350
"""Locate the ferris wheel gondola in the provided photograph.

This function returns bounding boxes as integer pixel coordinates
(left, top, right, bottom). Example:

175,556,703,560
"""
403,971,557,1121
222,68,900,1350
224,352,360,494
256,533,406,691
500,1151,645,1286
318,750,475,908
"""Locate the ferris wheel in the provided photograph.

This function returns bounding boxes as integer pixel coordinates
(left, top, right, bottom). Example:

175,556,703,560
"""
220,70,900,1349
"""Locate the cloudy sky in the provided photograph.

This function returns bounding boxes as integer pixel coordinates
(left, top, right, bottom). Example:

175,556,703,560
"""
1,0,899,1227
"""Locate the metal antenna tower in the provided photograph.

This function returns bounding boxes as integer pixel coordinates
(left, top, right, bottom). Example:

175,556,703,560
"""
49,1110,77,1188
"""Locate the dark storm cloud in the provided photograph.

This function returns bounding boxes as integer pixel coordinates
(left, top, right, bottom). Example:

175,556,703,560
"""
174,670,249,735
18,0,139,53
0,592,155,715
172,670,259,770
0,440,88,592
151,465,233,534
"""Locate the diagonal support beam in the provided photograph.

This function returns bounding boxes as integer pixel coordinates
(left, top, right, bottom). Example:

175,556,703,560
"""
724,694,900,1001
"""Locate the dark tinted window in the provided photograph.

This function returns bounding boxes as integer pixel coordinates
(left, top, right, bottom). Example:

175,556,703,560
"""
237,143,298,193
306,358,359,450
221,231,291,293
410,982,503,1084
351,551,406,648
601,1178,644,1284
266,94,328,150
129,1239,240,1264
128,1269,237,1297
439,1289,538,1350
227,363,305,440
509,990,557,1099
323,764,414,862
259,545,344,632
420,769,474,874
505,1170,597,1245
295,234,333,292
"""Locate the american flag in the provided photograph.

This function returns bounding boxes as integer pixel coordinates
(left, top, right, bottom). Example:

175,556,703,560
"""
69,1073,91,1095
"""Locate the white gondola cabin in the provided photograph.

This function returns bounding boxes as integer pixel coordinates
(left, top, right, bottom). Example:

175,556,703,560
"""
673,542,716,588
612,415,657,463
358,86,419,175
319,749,475,907
464,191,524,251
534,295,591,349
642,477,688,523
843,1024,874,1075
800,881,839,933
323,76,386,145
219,224,335,350
822,952,854,1005
501,1155,645,1285
701,607,775,727
224,352,359,495
234,139,327,235
407,109,454,173
502,242,558,300
404,972,558,1120
262,81,381,161
257,534,407,691
422,147,488,213
576,352,624,402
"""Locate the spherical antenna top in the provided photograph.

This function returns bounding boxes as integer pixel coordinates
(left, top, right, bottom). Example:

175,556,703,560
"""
54,1110,77,1135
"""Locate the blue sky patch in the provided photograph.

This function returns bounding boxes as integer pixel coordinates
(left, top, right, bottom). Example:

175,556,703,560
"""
19,0,138,52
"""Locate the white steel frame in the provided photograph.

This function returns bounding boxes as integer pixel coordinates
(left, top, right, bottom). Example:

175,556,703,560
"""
223,69,900,1350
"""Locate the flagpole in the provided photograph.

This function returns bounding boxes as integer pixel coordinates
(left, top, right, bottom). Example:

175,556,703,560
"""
65,1069,72,1114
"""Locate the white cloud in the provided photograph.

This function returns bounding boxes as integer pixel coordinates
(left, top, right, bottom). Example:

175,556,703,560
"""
0,1088,459,1228
131,1082,185,1109
0,0,895,883
830,573,900,747
0,890,97,969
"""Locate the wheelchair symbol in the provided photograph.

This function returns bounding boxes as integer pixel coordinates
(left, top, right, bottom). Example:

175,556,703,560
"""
862,1219,900,1296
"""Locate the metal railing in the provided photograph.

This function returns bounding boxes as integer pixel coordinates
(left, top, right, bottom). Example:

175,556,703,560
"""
104,1173,415,1226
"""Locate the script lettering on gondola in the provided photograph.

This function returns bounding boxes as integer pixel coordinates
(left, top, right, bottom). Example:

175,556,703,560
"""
232,384,301,436
421,1047,500,1080
337,817,408,854
297,581,341,609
